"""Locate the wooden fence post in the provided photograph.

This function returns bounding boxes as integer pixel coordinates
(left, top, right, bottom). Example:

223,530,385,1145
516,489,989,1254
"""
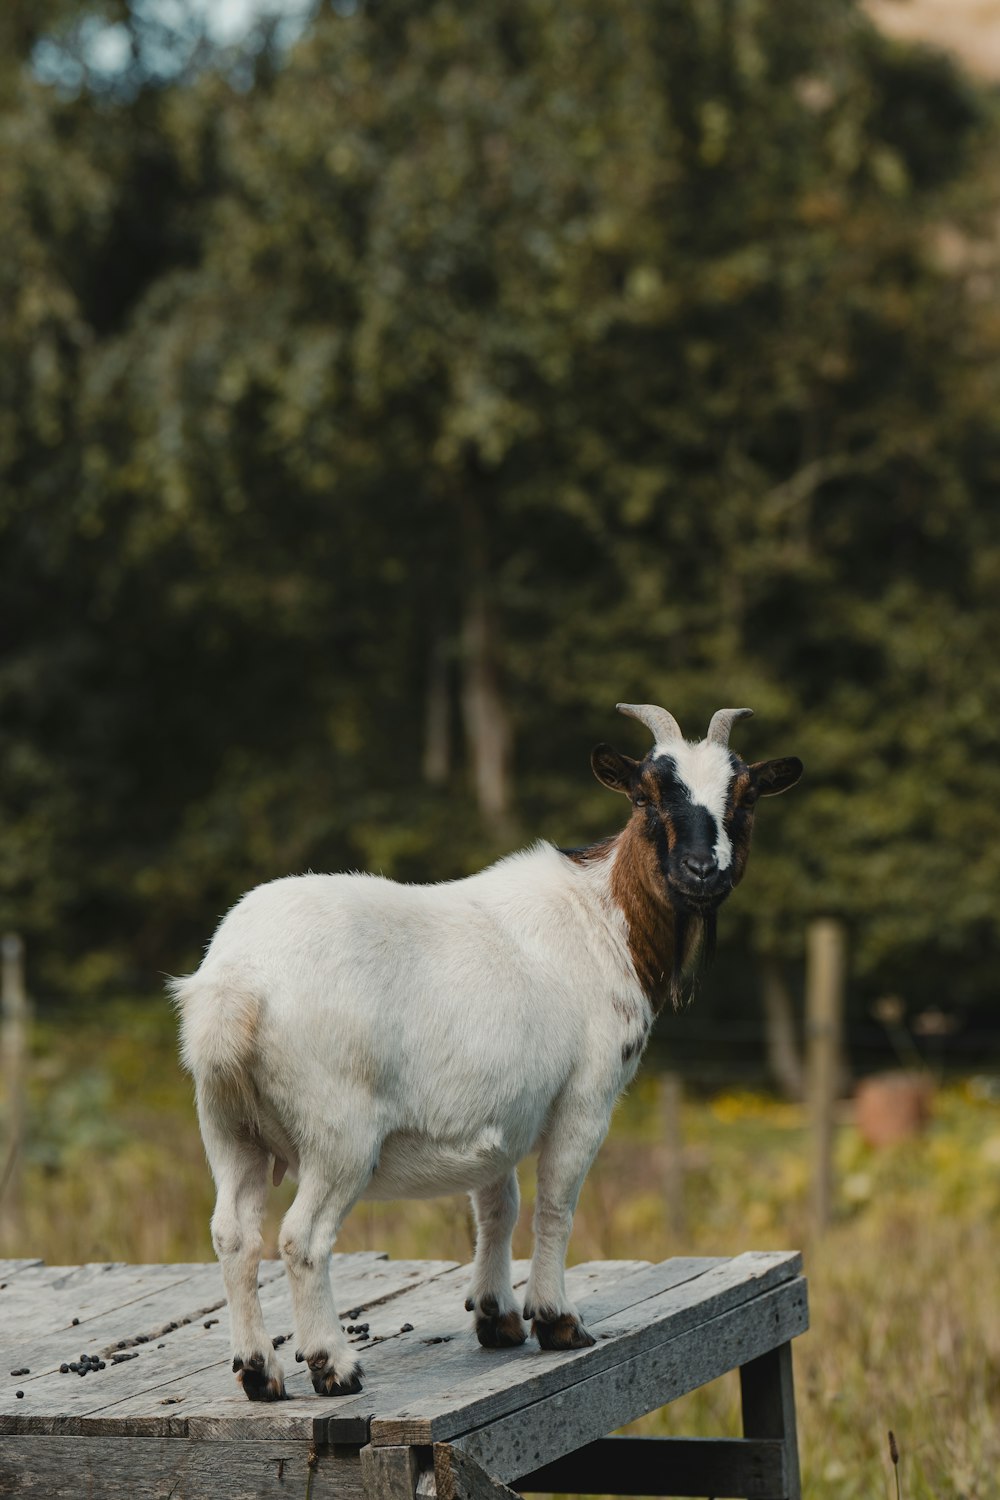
1,932,29,1240
806,918,846,1234
658,1072,685,1238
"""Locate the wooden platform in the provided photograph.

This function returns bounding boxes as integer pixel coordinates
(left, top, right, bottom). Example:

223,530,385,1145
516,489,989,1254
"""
0,1250,808,1500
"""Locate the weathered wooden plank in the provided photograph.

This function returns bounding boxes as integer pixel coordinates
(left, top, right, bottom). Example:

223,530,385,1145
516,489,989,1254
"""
740,1343,801,1500
0,1257,460,1439
0,1434,365,1500
450,1278,809,1483
0,1252,376,1378
1,1254,383,1346
1,1264,169,1339
513,1434,788,1498
152,1255,465,1439
0,1266,237,1357
0,1257,307,1407
369,1254,797,1446
0,1260,45,1281
1,1256,649,1442
316,1256,657,1445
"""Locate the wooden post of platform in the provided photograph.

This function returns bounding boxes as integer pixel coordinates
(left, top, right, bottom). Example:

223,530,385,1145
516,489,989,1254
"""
806,917,845,1234
658,1072,685,1237
2,932,29,1239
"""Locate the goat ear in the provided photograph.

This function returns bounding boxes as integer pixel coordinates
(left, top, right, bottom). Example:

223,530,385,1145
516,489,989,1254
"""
750,757,803,797
591,743,639,795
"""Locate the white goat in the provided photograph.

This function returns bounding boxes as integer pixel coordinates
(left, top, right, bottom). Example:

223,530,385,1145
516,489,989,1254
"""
174,702,801,1400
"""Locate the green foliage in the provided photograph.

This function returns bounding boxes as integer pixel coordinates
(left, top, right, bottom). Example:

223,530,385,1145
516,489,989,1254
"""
1,0,999,1022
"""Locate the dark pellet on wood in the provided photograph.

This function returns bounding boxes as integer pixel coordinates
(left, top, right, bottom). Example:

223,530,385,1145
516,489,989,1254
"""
60,1364,69,1373
400,1323,414,1332
10,1367,29,1375
15,1390,23,1399
71,1318,79,1325
348,1308,361,1320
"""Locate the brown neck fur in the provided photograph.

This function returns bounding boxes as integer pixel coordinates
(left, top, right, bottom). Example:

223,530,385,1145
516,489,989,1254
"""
609,821,680,1014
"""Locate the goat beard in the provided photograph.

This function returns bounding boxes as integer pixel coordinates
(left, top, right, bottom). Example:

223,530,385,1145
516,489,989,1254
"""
669,910,716,1012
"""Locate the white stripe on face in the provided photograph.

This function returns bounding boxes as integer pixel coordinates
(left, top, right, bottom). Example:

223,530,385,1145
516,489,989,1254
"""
652,740,736,870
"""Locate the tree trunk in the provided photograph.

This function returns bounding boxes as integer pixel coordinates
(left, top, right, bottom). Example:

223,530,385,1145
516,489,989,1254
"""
461,582,511,833
760,955,804,1100
423,633,451,787
456,476,512,836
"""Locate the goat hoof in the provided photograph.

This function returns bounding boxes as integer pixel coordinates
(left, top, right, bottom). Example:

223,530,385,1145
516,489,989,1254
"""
533,1314,597,1351
476,1310,527,1349
309,1355,364,1397
236,1350,286,1402
471,1294,526,1349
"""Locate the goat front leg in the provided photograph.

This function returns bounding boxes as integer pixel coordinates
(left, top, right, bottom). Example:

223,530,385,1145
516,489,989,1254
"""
465,1172,526,1348
524,1092,611,1351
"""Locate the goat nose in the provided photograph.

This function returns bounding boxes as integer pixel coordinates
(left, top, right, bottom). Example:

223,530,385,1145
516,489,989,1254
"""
682,853,717,883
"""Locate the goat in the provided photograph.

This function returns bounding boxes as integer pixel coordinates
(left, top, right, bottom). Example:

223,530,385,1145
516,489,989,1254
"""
174,702,802,1401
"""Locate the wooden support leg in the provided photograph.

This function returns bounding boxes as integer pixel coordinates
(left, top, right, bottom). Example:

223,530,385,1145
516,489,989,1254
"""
435,1443,523,1500
361,1444,421,1500
740,1342,802,1500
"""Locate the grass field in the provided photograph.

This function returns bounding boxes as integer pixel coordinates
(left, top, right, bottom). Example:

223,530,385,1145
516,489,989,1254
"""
3,1002,1000,1499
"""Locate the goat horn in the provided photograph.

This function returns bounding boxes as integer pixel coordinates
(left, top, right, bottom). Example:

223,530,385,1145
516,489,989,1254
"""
616,703,684,744
706,707,754,746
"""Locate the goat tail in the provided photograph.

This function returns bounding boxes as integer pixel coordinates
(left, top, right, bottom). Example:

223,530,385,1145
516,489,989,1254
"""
170,969,262,1118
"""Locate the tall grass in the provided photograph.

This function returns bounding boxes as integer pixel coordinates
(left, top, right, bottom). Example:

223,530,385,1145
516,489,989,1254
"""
3,1002,999,1498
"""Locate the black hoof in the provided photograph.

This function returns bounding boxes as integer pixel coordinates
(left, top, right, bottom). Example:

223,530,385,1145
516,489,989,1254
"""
307,1352,364,1397
533,1314,597,1351
472,1295,526,1349
236,1350,286,1401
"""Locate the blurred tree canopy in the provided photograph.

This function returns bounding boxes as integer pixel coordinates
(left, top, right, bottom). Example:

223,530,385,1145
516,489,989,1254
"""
2,0,1000,1039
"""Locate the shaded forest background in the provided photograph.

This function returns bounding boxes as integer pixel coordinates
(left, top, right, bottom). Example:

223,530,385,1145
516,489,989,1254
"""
3,0,1000,1070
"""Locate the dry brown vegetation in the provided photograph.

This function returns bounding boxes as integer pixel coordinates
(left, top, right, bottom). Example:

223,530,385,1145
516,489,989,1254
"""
4,1004,1000,1499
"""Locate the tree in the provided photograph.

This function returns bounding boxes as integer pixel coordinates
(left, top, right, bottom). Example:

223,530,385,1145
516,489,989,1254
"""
2,0,1000,1065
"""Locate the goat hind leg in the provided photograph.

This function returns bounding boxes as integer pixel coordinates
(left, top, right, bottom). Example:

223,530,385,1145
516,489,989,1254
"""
279,1154,372,1396
466,1172,525,1348
202,1112,284,1401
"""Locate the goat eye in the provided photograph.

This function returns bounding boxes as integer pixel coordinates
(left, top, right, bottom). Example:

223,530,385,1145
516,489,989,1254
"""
634,793,648,808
